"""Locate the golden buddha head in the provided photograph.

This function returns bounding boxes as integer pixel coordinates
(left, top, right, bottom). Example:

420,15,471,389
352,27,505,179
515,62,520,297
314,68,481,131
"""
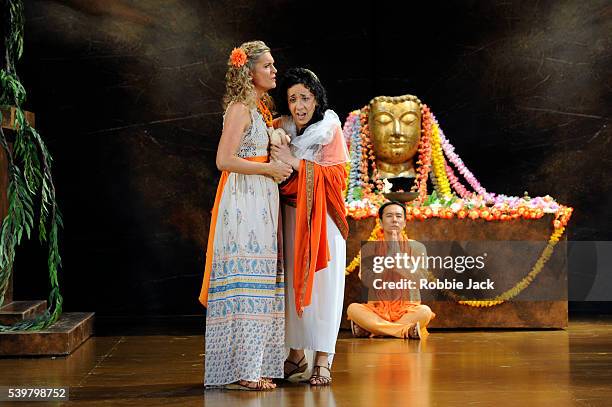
368,95,422,178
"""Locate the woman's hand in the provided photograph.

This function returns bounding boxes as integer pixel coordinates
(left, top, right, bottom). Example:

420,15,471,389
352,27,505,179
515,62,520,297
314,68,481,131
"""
267,160,293,183
268,128,291,147
271,144,300,171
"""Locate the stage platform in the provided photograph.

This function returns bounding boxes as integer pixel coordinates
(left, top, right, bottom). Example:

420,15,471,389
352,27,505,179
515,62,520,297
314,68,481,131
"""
0,316,610,406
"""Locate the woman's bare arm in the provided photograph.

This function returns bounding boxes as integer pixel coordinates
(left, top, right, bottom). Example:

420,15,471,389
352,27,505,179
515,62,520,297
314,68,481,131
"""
216,102,292,180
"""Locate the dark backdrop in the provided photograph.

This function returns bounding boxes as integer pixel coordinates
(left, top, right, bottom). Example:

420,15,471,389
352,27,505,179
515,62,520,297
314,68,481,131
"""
11,0,611,316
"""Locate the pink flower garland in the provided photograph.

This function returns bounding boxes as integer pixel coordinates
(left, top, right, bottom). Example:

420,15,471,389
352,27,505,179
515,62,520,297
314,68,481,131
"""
436,119,495,202
445,162,471,199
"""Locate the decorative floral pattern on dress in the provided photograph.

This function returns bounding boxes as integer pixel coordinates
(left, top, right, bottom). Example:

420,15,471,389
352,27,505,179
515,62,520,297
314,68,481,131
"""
247,230,261,253
261,207,270,225
237,208,245,226
237,110,269,158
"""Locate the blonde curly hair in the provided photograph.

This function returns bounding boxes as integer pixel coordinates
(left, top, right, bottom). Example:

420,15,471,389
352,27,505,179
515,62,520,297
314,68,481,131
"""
223,40,274,111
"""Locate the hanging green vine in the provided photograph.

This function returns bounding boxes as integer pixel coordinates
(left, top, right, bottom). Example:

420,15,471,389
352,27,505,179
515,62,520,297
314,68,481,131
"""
0,0,63,331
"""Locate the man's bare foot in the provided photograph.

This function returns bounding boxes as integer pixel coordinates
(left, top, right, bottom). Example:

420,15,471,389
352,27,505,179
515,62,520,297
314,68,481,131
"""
351,320,371,338
407,322,421,340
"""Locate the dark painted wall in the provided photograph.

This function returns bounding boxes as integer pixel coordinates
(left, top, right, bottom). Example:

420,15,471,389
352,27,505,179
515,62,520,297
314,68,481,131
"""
11,0,611,315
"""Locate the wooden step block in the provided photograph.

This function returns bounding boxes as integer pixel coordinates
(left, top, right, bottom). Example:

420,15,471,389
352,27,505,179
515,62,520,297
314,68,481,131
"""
0,300,47,325
0,312,94,356
0,106,35,130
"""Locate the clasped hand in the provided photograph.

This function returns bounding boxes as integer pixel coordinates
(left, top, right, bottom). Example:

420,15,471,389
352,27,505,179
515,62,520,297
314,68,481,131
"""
269,129,297,182
270,143,294,167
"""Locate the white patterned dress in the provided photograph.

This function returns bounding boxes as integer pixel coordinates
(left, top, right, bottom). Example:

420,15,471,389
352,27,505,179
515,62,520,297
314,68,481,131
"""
204,108,285,386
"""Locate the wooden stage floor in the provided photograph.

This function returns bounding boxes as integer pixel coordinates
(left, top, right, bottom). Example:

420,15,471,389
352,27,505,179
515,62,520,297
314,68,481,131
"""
1,316,611,406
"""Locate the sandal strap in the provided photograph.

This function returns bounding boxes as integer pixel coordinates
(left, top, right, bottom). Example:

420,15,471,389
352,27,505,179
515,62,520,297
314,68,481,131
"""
284,354,306,368
313,365,331,374
237,380,268,390
310,365,332,381
284,355,307,379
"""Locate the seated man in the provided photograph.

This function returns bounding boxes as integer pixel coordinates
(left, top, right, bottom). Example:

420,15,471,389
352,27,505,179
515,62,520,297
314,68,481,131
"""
347,201,436,339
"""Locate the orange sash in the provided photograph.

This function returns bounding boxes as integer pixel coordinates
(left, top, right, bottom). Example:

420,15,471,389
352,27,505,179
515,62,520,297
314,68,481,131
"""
280,161,348,315
198,155,269,307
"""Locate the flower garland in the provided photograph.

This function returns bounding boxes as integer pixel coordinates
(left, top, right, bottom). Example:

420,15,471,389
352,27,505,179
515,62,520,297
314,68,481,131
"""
411,105,433,204
445,162,471,199
345,194,386,220
437,117,495,202
343,110,363,202
360,109,385,193
257,100,273,128
345,223,381,275
455,205,572,306
343,108,387,219
430,121,452,198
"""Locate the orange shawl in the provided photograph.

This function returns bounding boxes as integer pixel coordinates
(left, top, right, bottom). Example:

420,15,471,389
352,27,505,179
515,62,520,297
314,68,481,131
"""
280,160,348,315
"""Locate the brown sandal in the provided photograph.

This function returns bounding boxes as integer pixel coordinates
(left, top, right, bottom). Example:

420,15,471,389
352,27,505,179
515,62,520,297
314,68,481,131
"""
309,365,332,386
284,355,307,380
225,379,275,391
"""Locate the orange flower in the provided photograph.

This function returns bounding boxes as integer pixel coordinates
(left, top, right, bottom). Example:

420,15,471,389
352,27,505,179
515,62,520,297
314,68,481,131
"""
230,47,247,67
442,209,454,219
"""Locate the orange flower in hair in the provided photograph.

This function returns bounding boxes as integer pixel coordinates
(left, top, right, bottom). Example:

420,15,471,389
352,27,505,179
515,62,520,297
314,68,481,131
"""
230,47,247,67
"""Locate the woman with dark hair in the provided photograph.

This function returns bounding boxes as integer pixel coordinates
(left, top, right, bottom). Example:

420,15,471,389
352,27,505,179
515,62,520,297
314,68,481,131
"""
271,68,350,386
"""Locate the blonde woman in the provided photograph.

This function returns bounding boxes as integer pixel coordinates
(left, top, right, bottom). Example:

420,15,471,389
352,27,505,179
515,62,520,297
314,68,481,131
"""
199,41,293,390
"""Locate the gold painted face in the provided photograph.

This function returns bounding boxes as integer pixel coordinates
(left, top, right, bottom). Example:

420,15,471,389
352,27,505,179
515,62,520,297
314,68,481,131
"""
369,98,421,164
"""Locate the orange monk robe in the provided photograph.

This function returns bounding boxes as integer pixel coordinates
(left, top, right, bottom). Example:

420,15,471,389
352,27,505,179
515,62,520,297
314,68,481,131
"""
279,160,348,315
362,239,435,323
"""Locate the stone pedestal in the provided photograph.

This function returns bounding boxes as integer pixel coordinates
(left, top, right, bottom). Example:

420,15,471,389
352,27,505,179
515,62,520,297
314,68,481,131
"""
0,312,94,356
343,216,568,329
0,300,47,325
